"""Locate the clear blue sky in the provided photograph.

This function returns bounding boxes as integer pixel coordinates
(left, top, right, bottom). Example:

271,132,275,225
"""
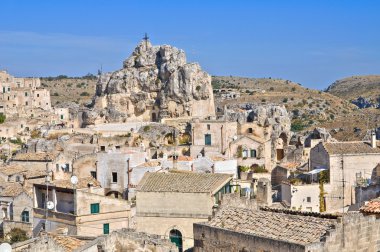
1,0,379,89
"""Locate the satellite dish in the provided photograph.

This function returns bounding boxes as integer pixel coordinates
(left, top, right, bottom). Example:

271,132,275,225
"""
70,175,78,185
0,243,12,252
47,201,55,210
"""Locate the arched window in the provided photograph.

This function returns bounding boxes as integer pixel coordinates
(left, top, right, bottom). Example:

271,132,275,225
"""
169,229,183,252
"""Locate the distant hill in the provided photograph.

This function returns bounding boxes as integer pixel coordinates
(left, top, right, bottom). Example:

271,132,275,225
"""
326,75,380,102
212,76,380,141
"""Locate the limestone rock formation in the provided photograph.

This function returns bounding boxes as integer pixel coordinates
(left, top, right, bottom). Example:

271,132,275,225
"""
92,40,215,123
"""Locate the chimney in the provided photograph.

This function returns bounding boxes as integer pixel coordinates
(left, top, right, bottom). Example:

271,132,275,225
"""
372,130,377,149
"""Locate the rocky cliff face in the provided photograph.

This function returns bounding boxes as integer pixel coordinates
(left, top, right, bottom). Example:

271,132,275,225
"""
93,40,215,123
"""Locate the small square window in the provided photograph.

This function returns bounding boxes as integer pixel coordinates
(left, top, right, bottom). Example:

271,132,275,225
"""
103,223,109,234
207,124,210,130
248,128,253,133
37,94,39,97
90,171,97,179
306,197,311,203
90,203,100,214
22,211,29,222
100,146,105,152
112,172,118,183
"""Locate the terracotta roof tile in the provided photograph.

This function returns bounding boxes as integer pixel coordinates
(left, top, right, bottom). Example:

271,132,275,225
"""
137,172,232,193
12,152,59,161
360,198,380,214
323,142,380,155
205,207,336,246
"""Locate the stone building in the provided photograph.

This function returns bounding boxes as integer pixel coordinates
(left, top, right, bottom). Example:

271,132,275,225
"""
194,206,380,252
0,70,51,116
310,139,380,212
32,177,131,237
191,119,238,158
136,172,233,251
228,135,272,171
0,182,34,238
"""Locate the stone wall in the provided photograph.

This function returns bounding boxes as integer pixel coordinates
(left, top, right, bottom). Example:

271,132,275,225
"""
307,213,380,252
193,223,306,252
76,229,177,252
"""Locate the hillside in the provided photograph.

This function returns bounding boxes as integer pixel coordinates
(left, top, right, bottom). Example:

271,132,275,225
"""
41,75,97,106
326,75,380,107
41,75,378,141
212,76,357,133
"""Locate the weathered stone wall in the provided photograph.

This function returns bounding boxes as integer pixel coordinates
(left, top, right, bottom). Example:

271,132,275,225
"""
307,213,380,252
327,154,380,212
76,229,177,252
193,223,306,252
191,120,238,154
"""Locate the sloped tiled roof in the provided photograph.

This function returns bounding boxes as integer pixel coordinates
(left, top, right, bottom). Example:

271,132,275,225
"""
50,234,86,252
323,142,380,155
360,198,380,214
12,152,59,161
0,164,46,178
36,176,101,189
137,172,232,193
204,207,336,246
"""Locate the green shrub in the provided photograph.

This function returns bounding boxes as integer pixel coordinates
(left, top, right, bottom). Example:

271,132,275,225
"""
291,120,305,132
7,228,28,244
80,92,90,96
0,113,6,124
9,138,23,145
283,98,288,103
143,126,151,132
196,85,201,91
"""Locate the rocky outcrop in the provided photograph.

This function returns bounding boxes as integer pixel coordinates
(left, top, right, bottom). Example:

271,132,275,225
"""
225,103,291,142
351,96,380,109
92,40,215,123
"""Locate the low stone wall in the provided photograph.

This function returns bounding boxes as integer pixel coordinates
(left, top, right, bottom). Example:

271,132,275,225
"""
193,223,306,252
3,220,33,237
75,228,177,252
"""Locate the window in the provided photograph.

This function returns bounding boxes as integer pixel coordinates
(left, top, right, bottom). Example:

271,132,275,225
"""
91,171,97,179
21,211,29,222
207,124,210,130
250,149,257,158
248,128,253,133
60,115,64,120
306,197,311,203
112,172,118,183
100,146,105,151
25,102,28,106
205,134,211,146
37,94,39,97
7,87,10,92
90,203,100,214
15,176,20,182
25,92,28,97
103,223,109,234
115,145,120,150
56,164,59,172
242,149,248,158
